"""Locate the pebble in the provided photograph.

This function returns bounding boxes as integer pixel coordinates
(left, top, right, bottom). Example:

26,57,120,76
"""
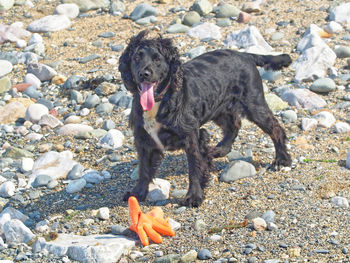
27,15,72,32
197,249,211,260
130,3,158,21
110,224,128,235
100,129,124,149
238,11,252,23
324,21,343,34
334,46,350,58
102,120,116,131
84,94,101,108
182,11,201,27
215,3,240,18
267,222,278,231
270,32,284,41
0,181,15,197
331,196,349,208
83,171,104,184
66,178,86,194
57,124,93,136
190,0,212,16
187,22,221,40
310,78,336,93
147,178,170,202
166,24,190,34
281,89,327,110
313,111,336,128
262,210,275,223
186,46,206,59
97,207,109,220
4,219,35,244
252,217,267,231
0,60,13,78
0,0,14,11
27,63,57,81
216,18,231,27
67,163,84,180
180,250,197,263
25,103,49,124
334,122,350,133
53,3,80,19
220,160,256,183
282,110,297,123
154,254,180,263
329,3,350,24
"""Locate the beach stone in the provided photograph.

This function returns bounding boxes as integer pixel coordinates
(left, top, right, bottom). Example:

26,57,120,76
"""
313,111,335,128
215,3,240,18
147,178,170,202
0,101,26,124
190,0,212,16
38,114,62,128
3,146,34,159
216,18,231,27
57,124,93,136
25,103,49,124
24,73,41,89
0,60,13,78
83,170,104,184
84,94,100,108
324,21,343,34
70,90,84,104
182,11,200,27
53,3,80,19
242,2,261,13
301,118,318,131
130,3,157,21
334,122,350,133
310,78,336,93
29,151,77,186
109,92,132,108
0,23,30,44
334,46,350,58
224,25,272,54
66,178,86,193
64,115,81,124
166,24,189,34
197,249,211,260
220,160,256,183
329,3,350,24
186,46,206,59
187,22,221,40
154,254,180,263
33,174,52,187
102,120,116,131
110,224,127,235
168,218,181,231
262,210,275,223
0,52,18,65
28,33,43,45
62,0,109,12
100,129,124,149
331,196,349,208
27,63,57,82
0,181,15,197
63,75,85,90
97,207,109,220
23,86,42,99
38,233,135,262
282,110,297,123
95,82,118,96
253,217,267,231
4,219,35,244
67,164,84,180
346,151,350,169
270,32,284,41
238,11,252,23
21,157,34,173
281,89,326,110
27,15,72,33
180,250,197,263
96,102,114,114
265,93,288,112
0,207,28,235
110,0,125,15
135,15,157,25
0,77,11,94
0,0,14,11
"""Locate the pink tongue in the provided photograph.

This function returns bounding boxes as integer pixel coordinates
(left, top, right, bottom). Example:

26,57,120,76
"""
140,83,155,111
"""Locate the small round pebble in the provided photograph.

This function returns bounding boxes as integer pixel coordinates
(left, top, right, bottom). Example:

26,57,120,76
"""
197,249,211,260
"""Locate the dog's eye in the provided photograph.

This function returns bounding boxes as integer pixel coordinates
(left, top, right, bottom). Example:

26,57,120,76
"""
153,54,160,62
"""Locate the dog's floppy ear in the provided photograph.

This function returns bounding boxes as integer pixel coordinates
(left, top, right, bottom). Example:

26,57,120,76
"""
158,38,183,92
118,30,149,93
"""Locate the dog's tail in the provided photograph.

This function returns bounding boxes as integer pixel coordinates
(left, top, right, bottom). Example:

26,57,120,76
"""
244,53,292,71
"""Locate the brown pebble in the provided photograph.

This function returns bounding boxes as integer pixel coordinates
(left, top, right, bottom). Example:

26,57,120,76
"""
238,12,252,23
12,83,31,92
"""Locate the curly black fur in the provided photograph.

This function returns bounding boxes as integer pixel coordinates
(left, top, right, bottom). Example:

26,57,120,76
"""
119,30,292,207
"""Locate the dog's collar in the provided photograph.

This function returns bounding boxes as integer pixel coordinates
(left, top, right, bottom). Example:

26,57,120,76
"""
154,81,170,102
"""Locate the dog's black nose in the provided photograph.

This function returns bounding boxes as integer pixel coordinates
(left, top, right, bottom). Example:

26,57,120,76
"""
139,69,151,79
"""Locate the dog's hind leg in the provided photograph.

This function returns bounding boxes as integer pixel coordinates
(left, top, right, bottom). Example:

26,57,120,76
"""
212,113,241,158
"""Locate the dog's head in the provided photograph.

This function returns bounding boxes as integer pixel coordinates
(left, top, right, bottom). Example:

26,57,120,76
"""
119,30,182,111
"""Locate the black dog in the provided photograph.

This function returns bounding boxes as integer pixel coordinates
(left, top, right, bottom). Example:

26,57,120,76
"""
119,30,292,207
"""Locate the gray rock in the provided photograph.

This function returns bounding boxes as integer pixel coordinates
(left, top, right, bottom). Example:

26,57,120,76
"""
38,114,62,128
182,11,201,27
154,254,181,263
0,0,14,12
130,3,158,21
0,181,15,197
25,103,49,123
324,21,343,34
66,178,86,193
220,160,256,183
84,94,100,108
0,60,13,78
135,16,157,25
111,44,124,52
310,78,336,93
57,124,93,136
216,18,231,27
24,86,42,99
186,46,206,59
98,31,115,38
301,118,318,131
97,207,109,220
3,146,34,159
171,189,187,199
27,15,72,32
334,46,350,58
79,53,100,64
262,210,275,223
261,70,282,82
4,219,35,244
180,250,197,263
329,3,350,24
102,120,116,131
100,129,124,149
27,63,57,81
166,24,190,34
197,249,211,260
28,33,43,45
215,3,240,18
282,110,297,123
67,163,84,180
110,224,128,235
70,90,84,103
63,75,85,90
0,52,18,64
313,111,335,128
187,22,221,40
147,178,170,202
331,196,349,208
62,0,110,12
33,174,52,187
263,260,279,263
53,3,80,19
334,122,350,133
110,0,125,15
96,102,114,114
270,32,284,41
190,0,212,16
281,89,326,110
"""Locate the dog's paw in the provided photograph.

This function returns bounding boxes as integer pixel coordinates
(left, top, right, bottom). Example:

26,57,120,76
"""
180,193,204,207
270,156,292,171
122,186,149,202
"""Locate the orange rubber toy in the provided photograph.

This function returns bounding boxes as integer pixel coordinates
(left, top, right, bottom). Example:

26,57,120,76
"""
128,196,175,246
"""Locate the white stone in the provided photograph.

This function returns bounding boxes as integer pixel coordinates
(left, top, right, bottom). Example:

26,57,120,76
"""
224,26,273,54
35,220,50,233
281,89,326,110
39,234,135,263
346,151,350,169
97,207,110,220
331,196,349,208
15,39,27,48
21,157,34,173
25,132,43,141
27,63,57,82
0,0,14,11
313,111,335,128
66,178,86,194
187,22,221,40
99,129,124,149
0,181,15,198
27,15,72,33
334,122,350,133
168,218,181,231
0,207,28,237
53,4,80,19
252,217,267,231
147,178,171,202
324,21,343,34
267,222,278,231
57,124,93,136
29,151,77,186
210,234,222,242
4,219,35,244
0,60,13,78
301,118,318,131
24,73,41,89
79,108,90,116
25,103,49,124
329,3,350,24
38,114,63,128
29,33,43,45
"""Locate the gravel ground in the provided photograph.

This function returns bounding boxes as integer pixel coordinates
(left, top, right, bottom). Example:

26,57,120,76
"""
0,0,350,262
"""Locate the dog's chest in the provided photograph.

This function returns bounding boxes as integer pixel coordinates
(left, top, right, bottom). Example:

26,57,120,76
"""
143,102,164,150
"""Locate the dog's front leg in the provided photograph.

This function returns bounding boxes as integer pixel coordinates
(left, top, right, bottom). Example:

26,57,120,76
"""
182,131,208,207
123,137,163,202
